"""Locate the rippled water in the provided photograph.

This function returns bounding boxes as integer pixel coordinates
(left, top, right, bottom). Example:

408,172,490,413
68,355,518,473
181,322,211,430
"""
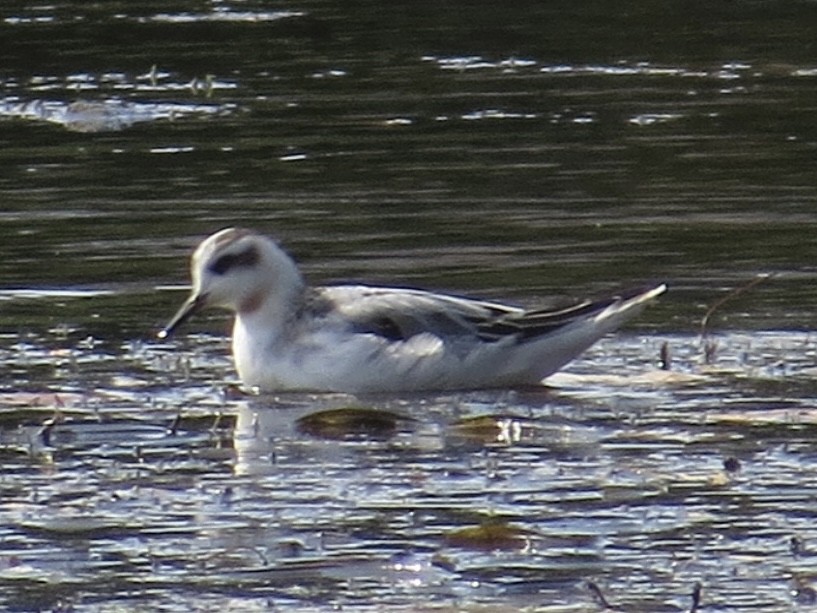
3,1,817,611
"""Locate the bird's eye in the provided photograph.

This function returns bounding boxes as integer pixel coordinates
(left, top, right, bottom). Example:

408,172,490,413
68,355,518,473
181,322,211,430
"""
208,246,259,275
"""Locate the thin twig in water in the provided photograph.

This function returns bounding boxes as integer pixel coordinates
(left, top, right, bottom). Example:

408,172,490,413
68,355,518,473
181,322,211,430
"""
587,581,615,610
168,409,182,436
690,582,702,612
659,341,671,370
699,273,773,361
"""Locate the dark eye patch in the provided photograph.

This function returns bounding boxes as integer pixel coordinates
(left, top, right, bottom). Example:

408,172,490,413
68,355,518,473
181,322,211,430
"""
208,245,260,275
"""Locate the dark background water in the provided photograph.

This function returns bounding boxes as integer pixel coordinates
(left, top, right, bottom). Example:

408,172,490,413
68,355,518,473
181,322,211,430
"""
2,1,817,611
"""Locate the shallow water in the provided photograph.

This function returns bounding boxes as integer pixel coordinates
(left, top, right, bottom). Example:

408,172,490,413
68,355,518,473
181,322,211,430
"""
2,1,817,611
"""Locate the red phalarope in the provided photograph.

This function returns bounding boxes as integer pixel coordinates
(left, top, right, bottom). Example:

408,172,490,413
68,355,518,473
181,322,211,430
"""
159,228,666,392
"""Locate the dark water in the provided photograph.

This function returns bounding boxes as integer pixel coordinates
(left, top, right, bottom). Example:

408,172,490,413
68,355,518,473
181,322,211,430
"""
3,1,817,611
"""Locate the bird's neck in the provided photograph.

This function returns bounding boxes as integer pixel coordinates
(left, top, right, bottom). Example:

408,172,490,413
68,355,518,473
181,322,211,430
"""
234,277,306,336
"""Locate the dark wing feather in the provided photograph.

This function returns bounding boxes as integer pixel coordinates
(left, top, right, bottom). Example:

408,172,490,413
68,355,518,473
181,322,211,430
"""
473,286,658,342
473,298,608,341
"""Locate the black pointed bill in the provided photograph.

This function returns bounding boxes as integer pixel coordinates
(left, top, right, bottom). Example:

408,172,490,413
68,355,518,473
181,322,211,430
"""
157,293,208,339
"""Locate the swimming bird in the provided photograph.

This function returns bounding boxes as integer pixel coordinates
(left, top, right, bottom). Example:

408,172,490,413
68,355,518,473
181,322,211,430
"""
159,228,666,393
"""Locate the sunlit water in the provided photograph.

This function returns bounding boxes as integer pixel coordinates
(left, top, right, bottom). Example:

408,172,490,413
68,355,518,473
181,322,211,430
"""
2,1,817,611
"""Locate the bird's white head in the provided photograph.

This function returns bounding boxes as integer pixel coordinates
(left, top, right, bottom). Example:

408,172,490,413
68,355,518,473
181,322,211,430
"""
158,228,303,338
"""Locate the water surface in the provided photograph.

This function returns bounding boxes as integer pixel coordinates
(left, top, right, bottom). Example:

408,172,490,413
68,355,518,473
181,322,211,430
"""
2,1,817,611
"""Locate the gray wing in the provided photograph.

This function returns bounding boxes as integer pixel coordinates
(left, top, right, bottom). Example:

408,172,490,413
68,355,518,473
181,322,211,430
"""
314,285,625,343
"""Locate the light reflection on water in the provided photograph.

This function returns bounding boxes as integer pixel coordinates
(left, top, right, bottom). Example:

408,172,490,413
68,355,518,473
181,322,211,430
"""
3,330,817,609
3,0,817,610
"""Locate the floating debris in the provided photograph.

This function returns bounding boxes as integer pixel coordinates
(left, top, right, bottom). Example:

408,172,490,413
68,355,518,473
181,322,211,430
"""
443,519,529,551
446,414,523,446
295,407,410,440
723,456,741,473
18,516,136,538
